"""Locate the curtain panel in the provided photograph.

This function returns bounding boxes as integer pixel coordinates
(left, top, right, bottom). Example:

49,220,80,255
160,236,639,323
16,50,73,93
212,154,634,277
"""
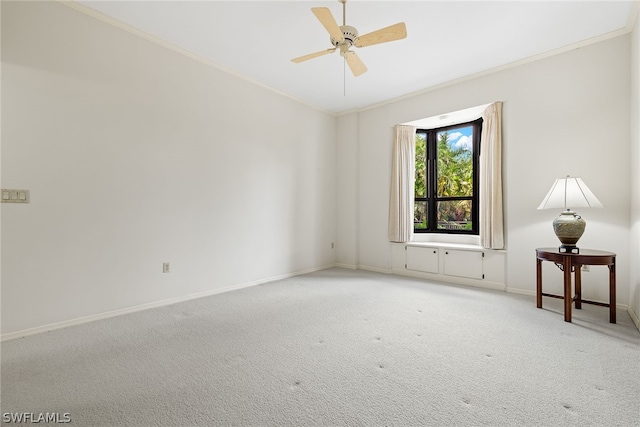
479,102,505,249
388,125,416,243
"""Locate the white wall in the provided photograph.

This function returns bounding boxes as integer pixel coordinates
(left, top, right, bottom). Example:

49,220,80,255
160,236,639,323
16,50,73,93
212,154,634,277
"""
1,2,336,335
630,7,640,328
338,35,632,306
3,2,637,337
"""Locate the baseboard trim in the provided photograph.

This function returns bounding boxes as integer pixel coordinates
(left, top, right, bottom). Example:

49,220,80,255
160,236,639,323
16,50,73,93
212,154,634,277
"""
1,264,336,342
334,263,357,270
358,265,393,274
628,306,640,331
394,268,506,292
505,287,535,297
5,265,637,340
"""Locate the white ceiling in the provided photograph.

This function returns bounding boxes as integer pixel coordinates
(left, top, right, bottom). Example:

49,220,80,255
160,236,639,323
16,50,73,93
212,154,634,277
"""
76,1,637,115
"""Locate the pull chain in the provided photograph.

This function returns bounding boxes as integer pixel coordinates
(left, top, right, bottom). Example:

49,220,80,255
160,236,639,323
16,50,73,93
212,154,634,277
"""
343,57,346,97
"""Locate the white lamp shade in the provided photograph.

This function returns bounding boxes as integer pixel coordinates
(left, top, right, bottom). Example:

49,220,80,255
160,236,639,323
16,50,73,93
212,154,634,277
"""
537,176,603,210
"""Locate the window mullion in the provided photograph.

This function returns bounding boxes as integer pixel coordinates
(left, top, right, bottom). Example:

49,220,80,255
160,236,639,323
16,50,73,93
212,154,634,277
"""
427,131,437,232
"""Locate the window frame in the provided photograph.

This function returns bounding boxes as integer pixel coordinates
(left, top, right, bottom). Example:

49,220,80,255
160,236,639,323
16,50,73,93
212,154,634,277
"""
414,118,483,235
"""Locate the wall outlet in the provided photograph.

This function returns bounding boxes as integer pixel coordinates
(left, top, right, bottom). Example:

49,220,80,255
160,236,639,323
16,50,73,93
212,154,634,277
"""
581,265,589,272
162,262,170,273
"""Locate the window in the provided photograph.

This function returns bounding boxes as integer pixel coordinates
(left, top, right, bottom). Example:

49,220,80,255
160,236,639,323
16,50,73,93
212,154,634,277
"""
414,118,482,234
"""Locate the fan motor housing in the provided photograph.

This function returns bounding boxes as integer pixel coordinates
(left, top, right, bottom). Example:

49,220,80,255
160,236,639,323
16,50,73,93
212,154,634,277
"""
331,25,358,47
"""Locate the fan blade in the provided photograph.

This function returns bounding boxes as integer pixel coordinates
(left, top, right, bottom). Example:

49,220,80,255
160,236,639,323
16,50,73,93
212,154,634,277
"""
344,51,367,77
291,48,337,63
311,7,344,43
355,22,407,48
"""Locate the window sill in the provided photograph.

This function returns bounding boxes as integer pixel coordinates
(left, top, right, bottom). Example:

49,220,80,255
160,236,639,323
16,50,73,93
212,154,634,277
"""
404,240,507,253
411,233,480,247
405,241,483,251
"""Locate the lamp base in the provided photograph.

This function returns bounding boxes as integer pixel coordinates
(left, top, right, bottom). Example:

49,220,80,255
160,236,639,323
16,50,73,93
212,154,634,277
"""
559,245,579,254
553,210,586,248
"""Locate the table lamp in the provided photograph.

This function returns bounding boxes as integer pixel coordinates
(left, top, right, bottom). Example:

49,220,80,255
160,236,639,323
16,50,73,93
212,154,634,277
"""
537,175,603,253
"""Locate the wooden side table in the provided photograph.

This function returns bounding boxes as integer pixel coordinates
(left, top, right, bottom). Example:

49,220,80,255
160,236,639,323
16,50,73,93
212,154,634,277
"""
535,248,616,323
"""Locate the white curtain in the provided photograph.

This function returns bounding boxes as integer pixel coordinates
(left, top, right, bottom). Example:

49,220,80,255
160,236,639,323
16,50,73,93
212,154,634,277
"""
388,125,416,243
479,102,504,249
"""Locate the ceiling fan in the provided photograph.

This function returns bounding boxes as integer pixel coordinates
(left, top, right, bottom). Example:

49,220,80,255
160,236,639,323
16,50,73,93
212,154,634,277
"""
291,0,407,77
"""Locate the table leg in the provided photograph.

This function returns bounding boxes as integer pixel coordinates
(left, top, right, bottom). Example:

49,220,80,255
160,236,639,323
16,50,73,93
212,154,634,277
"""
574,264,582,310
563,256,572,322
536,258,542,308
609,263,616,323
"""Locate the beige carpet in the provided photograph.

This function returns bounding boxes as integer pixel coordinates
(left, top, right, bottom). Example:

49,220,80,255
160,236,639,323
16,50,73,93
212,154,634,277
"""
2,268,639,426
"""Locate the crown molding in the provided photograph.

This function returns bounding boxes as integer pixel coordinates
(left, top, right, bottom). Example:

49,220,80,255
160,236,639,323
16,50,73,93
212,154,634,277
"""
57,1,337,117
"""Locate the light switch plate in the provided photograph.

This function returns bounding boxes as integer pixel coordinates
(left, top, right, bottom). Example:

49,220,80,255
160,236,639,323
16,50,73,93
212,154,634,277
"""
1,189,29,203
